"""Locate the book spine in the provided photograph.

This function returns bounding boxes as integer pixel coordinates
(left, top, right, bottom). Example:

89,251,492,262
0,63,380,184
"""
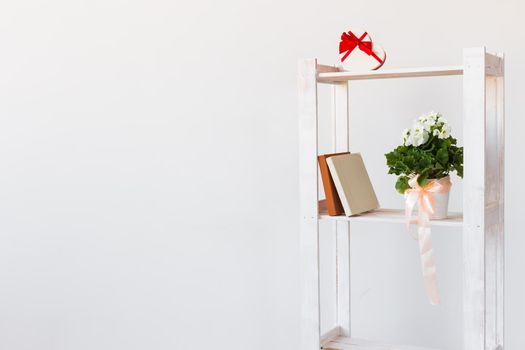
326,159,352,216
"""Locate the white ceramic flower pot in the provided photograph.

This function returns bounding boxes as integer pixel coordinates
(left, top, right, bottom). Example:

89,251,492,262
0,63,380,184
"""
415,177,452,220
429,189,450,220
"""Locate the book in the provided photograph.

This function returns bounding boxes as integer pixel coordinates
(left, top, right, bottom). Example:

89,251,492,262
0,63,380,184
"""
326,153,379,216
318,152,350,216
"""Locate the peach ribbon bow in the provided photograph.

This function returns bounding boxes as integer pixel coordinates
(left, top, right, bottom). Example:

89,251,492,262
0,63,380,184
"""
405,176,451,305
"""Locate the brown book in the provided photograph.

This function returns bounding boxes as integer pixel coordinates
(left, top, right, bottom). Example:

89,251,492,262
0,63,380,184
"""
327,153,380,216
318,152,350,216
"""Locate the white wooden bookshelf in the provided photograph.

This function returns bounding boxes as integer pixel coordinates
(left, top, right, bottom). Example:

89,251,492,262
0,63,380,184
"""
298,47,505,350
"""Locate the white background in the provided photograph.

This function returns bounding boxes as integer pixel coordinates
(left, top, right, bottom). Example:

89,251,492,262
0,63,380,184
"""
0,0,523,349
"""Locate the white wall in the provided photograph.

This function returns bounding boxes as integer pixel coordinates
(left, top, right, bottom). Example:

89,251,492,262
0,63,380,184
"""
0,0,523,349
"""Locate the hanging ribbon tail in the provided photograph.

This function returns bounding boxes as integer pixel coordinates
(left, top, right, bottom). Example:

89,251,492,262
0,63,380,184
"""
405,175,442,305
418,225,441,305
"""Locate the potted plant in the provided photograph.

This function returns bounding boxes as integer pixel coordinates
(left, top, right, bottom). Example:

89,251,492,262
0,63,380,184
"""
385,112,463,219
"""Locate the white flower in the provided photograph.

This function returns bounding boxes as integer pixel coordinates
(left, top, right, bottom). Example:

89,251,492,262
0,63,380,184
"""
436,116,448,125
402,111,452,146
438,123,452,139
422,111,436,123
410,126,429,146
421,119,434,132
420,112,440,131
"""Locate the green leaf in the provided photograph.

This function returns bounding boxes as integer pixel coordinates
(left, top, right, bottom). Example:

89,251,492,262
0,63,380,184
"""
436,148,449,165
417,173,428,187
394,160,409,173
404,155,415,169
418,157,431,169
456,164,463,178
395,176,410,194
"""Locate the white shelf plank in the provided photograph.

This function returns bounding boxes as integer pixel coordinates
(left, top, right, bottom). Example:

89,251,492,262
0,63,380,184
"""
322,336,442,350
317,66,463,83
318,201,463,228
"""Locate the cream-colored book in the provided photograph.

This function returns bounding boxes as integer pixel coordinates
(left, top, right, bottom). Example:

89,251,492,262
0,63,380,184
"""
326,153,379,216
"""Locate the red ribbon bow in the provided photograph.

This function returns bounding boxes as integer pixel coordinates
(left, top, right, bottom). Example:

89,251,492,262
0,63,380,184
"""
339,31,383,64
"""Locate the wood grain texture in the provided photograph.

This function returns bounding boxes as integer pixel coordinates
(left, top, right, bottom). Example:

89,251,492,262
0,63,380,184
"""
485,53,504,77
319,206,462,227
317,66,463,83
321,326,342,348
463,46,487,350
299,58,321,350
495,52,505,350
462,48,505,350
332,82,351,337
318,64,341,74
485,71,498,350
322,336,443,350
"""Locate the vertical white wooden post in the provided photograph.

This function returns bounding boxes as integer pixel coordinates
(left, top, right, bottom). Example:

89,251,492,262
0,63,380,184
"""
495,52,505,350
332,82,351,337
485,52,505,350
463,47,505,350
463,47,487,350
485,63,498,350
299,59,320,350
